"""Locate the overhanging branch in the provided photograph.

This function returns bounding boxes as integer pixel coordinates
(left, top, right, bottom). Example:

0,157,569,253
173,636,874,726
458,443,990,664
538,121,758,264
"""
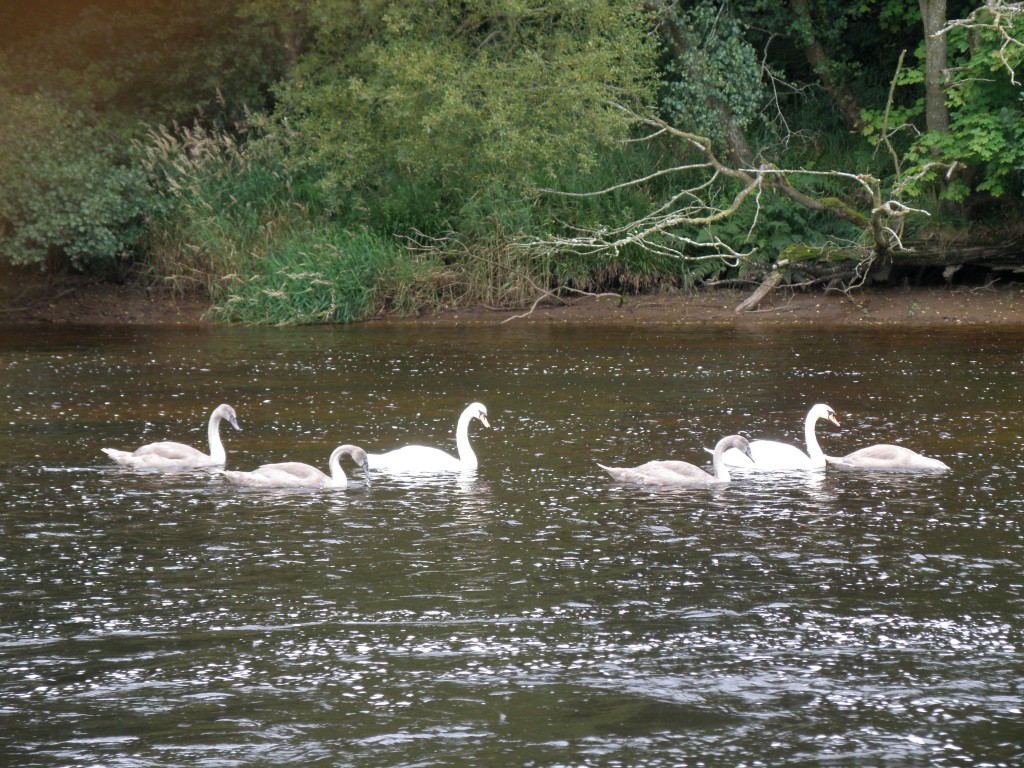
524,104,927,269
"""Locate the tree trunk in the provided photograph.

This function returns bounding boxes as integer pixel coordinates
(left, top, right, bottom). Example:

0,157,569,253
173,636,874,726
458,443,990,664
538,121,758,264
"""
789,0,864,132
920,0,950,133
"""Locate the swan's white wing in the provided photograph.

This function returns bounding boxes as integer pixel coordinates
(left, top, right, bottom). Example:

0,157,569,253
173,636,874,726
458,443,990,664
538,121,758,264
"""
368,445,463,473
224,462,329,487
748,439,815,469
131,441,206,460
257,461,329,484
723,440,815,470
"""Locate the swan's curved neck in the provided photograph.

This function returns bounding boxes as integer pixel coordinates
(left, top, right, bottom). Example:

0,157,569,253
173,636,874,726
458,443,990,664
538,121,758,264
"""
711,447,731,482
455,410,478,469
207,412,226,463
328,450,347,484
804,412,825,462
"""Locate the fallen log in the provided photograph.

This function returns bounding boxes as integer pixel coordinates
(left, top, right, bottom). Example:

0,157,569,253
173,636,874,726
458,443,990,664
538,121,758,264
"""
734,269,784,313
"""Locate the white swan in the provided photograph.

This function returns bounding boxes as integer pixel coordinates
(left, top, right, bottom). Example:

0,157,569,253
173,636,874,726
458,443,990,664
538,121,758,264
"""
368,402,490,472
102,403,240,469
598,434,752,487
827,443,950,472
722,403,840,470
223,444,370,488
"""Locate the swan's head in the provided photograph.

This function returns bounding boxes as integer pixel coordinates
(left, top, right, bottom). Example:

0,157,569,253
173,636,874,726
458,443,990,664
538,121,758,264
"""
214,404,241,431
352,446,371,485
811,403,840,428
716,434,752,460
468,402,490,428
335,444,371,485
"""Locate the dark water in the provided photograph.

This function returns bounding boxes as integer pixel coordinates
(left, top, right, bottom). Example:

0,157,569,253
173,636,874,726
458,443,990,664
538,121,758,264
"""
1,322,1022,767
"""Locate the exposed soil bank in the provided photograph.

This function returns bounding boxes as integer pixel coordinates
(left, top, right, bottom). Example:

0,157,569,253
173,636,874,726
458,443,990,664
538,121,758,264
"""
3,267,1024,327
408,284,1024,328
0,270,208,326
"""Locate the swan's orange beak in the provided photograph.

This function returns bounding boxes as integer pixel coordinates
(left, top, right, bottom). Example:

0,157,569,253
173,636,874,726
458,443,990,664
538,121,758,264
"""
479,413,491,428
829,413,841,427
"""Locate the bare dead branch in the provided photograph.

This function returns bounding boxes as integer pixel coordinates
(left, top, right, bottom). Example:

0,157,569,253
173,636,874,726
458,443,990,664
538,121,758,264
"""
499,287,623,324
527,103,929,272
941,1,1024,86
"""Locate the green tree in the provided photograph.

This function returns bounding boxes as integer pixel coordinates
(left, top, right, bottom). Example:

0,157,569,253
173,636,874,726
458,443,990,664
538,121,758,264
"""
863,1,1024,207
657,1,763,163
0,0,288,274
530,0,1024,293
267,0,658,232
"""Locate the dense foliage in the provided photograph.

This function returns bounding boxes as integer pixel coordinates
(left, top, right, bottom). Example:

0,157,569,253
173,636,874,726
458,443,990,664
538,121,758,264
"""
896,7,1024,203
0,86,149,272
660,2,763,145
1,0,1023,322
270,0,657,230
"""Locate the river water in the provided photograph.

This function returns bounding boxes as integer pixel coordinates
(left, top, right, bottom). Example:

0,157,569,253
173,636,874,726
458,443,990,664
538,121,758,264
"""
1,322,1022,767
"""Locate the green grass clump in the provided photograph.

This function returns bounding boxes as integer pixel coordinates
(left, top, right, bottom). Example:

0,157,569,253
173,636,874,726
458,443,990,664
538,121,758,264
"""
210,227,403,325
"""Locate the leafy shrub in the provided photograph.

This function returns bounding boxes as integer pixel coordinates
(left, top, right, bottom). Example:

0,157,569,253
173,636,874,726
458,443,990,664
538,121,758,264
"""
0,90,149,274
140,122,318,291
140,123,419,323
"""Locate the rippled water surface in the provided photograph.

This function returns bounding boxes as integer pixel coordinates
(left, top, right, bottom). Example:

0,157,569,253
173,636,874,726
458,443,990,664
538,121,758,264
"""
1,322,1023,767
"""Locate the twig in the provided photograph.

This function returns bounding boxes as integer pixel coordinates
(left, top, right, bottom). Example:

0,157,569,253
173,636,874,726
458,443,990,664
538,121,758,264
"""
880,50,907,177
500,288,622,324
